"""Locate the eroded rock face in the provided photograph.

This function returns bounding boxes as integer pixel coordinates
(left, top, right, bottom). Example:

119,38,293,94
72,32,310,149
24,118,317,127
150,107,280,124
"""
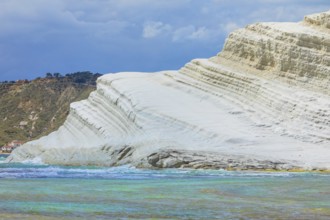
7,11,330,171
139,149,299,171
305,11,330,29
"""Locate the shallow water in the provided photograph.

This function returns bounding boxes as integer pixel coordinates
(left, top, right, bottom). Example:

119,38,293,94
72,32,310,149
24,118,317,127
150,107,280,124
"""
0,156,330,219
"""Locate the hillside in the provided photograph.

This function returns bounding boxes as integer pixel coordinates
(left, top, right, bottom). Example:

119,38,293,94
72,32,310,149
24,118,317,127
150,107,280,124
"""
0,72,101,146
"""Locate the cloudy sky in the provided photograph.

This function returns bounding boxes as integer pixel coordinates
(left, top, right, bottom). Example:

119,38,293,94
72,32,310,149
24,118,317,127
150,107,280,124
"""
0,0,329,81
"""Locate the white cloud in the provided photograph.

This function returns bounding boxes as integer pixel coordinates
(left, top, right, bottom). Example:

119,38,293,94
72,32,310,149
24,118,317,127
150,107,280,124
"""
143,23,212,41
172,25,194,41
142,21,172,38
222,22,241,34
172,25,212,42
189,27,209,40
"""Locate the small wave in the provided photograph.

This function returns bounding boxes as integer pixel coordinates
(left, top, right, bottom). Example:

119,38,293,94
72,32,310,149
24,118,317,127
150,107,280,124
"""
21,157,45,165
0,164,147,179
0,154,9,162
0,163,326,179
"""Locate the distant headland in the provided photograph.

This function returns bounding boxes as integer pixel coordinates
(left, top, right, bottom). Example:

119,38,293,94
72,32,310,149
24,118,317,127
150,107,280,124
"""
0,71,102,146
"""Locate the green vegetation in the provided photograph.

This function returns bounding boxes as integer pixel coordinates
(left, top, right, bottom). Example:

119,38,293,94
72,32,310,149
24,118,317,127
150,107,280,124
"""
0,71,102,146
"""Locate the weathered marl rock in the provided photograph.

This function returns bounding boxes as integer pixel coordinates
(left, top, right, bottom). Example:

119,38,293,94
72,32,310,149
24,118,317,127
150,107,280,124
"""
138,149,300,171
305,11,330,29
7,11,330,171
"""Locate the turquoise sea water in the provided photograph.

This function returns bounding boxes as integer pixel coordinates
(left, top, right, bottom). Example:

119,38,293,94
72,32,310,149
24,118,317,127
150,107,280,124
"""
0,155,330,219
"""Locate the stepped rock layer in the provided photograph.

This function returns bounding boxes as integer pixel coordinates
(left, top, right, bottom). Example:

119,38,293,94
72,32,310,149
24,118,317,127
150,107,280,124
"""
7,11,330,170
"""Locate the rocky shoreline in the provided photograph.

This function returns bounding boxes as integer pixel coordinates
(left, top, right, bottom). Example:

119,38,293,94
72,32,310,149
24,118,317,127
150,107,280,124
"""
6,144,330,172
139,150,302,171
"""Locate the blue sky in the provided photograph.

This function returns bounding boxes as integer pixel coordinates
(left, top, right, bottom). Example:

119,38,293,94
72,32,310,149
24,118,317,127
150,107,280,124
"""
0,0,329,81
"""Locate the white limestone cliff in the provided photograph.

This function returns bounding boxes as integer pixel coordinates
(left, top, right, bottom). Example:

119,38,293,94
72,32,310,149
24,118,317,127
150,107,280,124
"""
7,11,330,170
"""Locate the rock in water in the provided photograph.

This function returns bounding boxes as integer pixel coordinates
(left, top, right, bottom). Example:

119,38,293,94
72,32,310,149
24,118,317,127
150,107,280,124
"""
7,11,330,171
